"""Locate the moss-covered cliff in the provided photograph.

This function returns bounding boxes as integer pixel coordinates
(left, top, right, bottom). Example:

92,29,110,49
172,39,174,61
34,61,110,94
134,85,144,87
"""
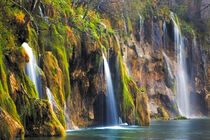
0,0,209,139
0,0,151,139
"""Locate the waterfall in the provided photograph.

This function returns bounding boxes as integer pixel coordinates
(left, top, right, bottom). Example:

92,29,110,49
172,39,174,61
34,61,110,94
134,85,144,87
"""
170,13,190,117
102,52,118,125
64,102,71,129
163,20,168,48
162,52,174,80
138,12,143,44
46,87,57,109
22,42,41,98
39,6,49,23
39,6,44,17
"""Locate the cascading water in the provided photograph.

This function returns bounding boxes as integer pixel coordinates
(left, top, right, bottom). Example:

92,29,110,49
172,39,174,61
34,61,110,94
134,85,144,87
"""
162,52,174,80
163,20,168,48
138,12,143,44
22,42,41,98
39,6,49,23
170,13,190,117
64,102,70,129
102,52,118,125
46,87,57,109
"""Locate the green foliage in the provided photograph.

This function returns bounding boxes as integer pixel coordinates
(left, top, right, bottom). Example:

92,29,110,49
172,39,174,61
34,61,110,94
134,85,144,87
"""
181,20,194,34
140,88,146,93
117,52,135,121
47,24,70,100
0,56,21,126
172,3,188,19
160,107,169,120
155,107,169,120
174,115,187,120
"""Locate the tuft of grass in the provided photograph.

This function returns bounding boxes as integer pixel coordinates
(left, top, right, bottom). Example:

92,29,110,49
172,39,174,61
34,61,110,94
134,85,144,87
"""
174,116,187,120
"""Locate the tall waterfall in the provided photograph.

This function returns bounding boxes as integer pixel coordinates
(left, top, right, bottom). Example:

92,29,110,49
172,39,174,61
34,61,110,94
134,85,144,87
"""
22,42,41,98
102,52,118,125
170,13,190,117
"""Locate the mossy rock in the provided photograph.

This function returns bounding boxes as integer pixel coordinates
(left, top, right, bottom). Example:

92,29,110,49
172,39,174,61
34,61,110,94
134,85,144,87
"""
47,24,70,100
0,52,23,127
41,51,65,106
156,107,170,120
40,51,66,127
110,37,150,126
14,90,65,137
135,93,150,126
0,107,24,139
174,116,187,120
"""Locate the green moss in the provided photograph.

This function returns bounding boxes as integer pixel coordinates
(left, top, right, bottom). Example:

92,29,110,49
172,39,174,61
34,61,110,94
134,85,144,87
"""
155,107,169,120
0,49,22,126
127,17,132,34
27,26,39,56
174,116,187,120
135,93,150,126
161,107,169,120
0,90,21,125
140,88,146,93
0,107,24,140
14,72,39,99
41,52,66,128
47,24,70,100
42,52,65,106
181,20,194,35
117,52,135,122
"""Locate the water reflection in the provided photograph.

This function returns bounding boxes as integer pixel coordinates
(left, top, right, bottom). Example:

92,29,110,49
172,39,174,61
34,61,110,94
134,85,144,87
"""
25,119,210,140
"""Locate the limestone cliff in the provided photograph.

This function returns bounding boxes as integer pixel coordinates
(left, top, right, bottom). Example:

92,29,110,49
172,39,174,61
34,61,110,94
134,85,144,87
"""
0,0,150,139
0,0,209,139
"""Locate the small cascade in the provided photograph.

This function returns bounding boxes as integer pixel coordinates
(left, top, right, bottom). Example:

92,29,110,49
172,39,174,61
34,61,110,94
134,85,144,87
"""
102,52,118,125
46,87,57,109
22,42,42,98
138,12,143,44
38,54,41,67
190,33,197,85
162,52,174,80
119,117,128,126
132,108,135,125
39,6,44,17
39,6,49,23
163,20,168,48
170,12,190,117
64,102,71,129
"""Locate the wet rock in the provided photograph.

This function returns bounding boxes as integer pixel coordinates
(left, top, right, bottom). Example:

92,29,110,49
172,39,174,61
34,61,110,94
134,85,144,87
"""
0,107,24,139
135,93,150,126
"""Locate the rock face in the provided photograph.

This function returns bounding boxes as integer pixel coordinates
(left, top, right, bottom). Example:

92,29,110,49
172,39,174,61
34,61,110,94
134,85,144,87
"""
204,50,210,116
136,94,150,125
118,20,178,119
0,1,151,137
118,12,208,118
68,33,104,127
0,107,24,140
0,0,209,138
5,48,65,137
201,0,210,20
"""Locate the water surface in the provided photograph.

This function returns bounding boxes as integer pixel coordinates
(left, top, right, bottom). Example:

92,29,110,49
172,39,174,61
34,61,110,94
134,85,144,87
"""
26,119,210,140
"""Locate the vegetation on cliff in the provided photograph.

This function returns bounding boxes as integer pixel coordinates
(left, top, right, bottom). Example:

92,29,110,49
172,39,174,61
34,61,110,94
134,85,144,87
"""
0,0,209,139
